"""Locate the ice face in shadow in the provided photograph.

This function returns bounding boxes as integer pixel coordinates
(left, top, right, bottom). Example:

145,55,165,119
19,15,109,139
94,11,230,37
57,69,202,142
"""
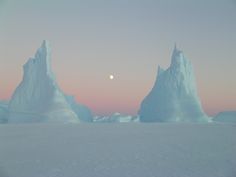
8,40,79,123
0,107,8,124
65,95,93,122
0,101,9,123
139,45,209,122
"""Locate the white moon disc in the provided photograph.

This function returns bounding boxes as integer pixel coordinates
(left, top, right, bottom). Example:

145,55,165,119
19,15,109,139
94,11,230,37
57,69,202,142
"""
109,75,114,80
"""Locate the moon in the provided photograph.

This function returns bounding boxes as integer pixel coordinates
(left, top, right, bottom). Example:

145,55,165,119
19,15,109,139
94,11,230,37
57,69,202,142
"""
109,75,114,80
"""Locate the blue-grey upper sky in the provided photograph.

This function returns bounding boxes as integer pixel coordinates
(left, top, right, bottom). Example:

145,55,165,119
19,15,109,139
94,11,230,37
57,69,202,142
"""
0,0,236,115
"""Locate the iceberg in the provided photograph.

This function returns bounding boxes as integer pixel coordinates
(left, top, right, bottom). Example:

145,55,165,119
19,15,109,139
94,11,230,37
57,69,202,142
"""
139,45,209,122
8,41,79,123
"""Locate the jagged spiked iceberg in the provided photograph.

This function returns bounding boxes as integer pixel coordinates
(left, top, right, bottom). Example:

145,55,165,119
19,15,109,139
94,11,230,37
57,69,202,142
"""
8,41,80,123
139,45,209,122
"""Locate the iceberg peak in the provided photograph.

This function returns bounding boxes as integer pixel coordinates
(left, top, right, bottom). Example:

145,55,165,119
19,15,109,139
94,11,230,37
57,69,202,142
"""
157,65,164,75
170,44,186,69
139,45,209,122
8,40,79,123
23,40,53,79
35,40,51,59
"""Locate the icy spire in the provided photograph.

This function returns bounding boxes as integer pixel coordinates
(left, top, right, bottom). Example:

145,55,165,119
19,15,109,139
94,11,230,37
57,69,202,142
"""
170,43,185,68
36,40,50,57
174,42,177,51
139,45,209,122
8,40,79,123
36,40,52,76
22,40,54,83
157,65,164,75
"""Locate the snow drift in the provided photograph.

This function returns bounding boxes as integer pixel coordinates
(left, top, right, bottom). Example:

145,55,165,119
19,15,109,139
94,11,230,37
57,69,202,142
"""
139,45,209,122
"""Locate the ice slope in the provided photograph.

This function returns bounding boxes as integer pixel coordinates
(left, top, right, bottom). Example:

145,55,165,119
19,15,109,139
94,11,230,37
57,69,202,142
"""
8,41,79,123
0,101,8,109
0,101,9,123
0,123,235,177
65,95,93,122
0,107,8,123
213,111,236,123
139,45,209,122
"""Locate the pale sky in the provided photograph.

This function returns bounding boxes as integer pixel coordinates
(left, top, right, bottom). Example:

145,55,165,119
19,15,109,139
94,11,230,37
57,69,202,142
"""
0,0,236,116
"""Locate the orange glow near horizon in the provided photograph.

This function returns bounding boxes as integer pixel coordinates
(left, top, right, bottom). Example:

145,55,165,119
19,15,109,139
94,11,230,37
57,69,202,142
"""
1,81,236,116
0,57,236,116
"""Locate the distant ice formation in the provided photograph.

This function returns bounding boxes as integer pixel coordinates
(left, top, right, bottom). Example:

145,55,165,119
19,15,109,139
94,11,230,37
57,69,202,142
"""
213,111,236,123
139,45,209,122
8,41,80,123
94,113,139,123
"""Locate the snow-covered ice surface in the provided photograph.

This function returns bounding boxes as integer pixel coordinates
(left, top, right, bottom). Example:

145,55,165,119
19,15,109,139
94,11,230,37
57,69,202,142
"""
0,123,235,177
